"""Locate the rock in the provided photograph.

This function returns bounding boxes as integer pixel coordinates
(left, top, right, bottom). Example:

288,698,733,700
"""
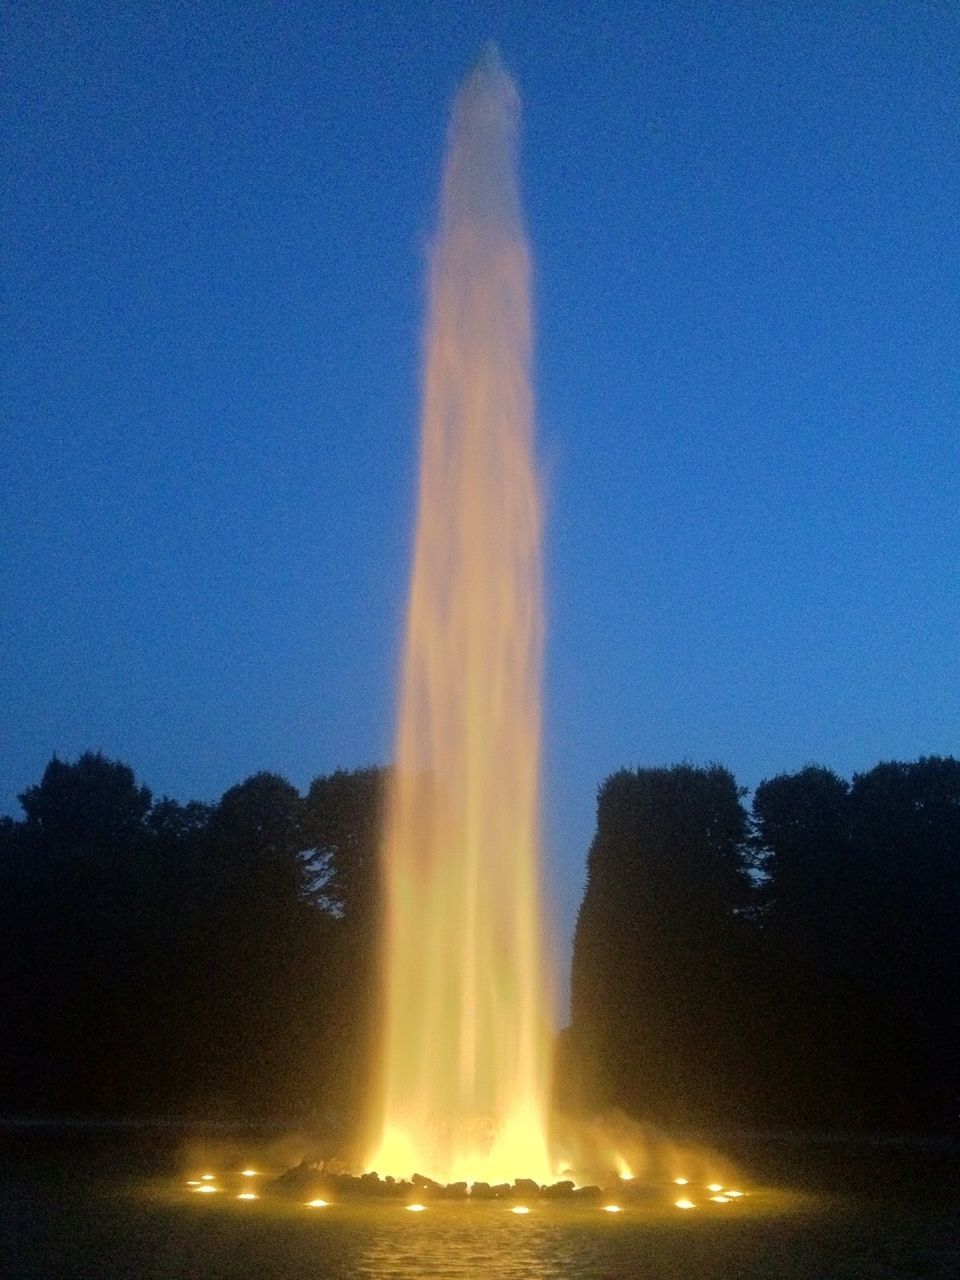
542,1180,576,1199
513,1178,541,1198
572,1184,603,1201
470,1181,493,1199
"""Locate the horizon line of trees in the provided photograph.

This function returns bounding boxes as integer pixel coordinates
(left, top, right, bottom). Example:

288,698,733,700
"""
2,750,957,1135
567,757,959,1135
0,753,386,1131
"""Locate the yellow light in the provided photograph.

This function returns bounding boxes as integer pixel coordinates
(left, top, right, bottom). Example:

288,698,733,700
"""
405,1203,426,1212
305,1199,329,1208
711,1195,731,1203
726,1190,744,1198
511,1205,530,1215
201,1174,216,1182
707,1183,724,1192
618,1172,633,1181
237,1192,258,1201
674,1198,696,1210
241,1169,258,1177
195,1185,218,1194
602,1204,622,1213
673,1177,688,1185
185,1180,201,1187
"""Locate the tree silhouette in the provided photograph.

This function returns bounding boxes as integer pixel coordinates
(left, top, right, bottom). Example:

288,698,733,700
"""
751,765,854,1125
570,764,752,1126
19,752,152,846
303,766,388,1134
3,747,956,1135
3,753,156,1111
177,771,340,1117
845,758,960,1129
752,757,960,1131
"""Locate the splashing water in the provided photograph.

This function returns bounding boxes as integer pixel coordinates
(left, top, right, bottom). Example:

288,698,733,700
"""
368,46,554,1186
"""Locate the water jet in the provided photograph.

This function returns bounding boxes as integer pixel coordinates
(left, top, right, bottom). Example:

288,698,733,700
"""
361,45,745,1197
368,44,551,1188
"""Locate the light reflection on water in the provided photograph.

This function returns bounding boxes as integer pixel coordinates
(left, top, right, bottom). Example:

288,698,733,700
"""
134,1180,825,1280
24,1175,960,1280
335,1196,797,1280
225,1196,800,1280
356,1215,570,1280
149,1179,785,1278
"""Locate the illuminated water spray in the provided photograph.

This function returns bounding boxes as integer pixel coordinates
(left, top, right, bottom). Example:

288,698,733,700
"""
369,46,554,1185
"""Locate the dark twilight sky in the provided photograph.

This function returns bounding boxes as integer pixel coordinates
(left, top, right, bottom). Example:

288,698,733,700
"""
3,1,958,992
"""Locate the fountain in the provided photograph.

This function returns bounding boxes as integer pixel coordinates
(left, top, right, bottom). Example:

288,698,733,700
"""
361,46,739,1199
367,43,553,1187
174,48,746,1211
174,48,758,1225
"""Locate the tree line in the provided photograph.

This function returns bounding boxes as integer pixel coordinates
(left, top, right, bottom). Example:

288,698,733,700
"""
567,759,959,1135
1,751,956,1135
0,753,385,1132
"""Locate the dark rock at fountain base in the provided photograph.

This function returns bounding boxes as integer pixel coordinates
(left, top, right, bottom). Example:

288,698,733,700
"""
571,1185,603,1201
513,1178,541,1198
470,1180,521,1199
333,1172,404,1199
270,1161,634,1204
541,1180,576,1199
269,1159,324,1196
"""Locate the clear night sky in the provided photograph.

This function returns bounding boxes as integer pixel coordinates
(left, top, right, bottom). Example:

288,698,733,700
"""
3,3,958,986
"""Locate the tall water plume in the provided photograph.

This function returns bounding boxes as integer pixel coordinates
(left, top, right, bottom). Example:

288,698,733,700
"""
369,46,553,1185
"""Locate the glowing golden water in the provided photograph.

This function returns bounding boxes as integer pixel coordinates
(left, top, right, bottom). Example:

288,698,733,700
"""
369,48,553,1185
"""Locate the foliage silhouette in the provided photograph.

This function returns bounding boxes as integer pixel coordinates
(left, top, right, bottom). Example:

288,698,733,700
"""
1,750,956,1135
568,757,960,1134
0,754,385,1124
569,764,752,1126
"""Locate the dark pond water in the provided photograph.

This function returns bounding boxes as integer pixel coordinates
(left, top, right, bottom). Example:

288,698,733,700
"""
2,1129,957,1279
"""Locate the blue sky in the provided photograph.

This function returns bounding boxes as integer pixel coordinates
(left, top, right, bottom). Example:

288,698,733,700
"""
3,2,958,986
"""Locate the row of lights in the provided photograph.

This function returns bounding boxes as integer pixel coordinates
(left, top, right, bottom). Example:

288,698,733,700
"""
619,1173,746,1207
673,1179,745,1210
187,1169,747,1213
187,1169,260,1199
189,1186,619,1212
